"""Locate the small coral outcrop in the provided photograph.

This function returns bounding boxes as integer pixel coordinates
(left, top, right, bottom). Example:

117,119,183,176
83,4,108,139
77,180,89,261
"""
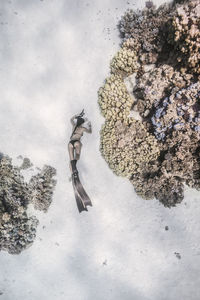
0,155,56,254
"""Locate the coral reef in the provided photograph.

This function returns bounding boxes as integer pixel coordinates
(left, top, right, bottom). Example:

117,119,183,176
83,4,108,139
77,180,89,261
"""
0,155,56,254
98,0,200,207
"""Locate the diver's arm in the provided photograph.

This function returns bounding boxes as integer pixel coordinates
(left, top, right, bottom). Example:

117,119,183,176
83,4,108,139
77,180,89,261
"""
84,122,92,133
70,115,77,126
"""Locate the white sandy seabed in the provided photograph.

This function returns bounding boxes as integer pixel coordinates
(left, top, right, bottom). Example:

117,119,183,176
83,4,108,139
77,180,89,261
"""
0,0,200,299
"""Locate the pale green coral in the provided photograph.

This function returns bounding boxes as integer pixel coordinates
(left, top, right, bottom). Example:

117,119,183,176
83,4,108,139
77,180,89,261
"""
100,119,160,179
98,47,160,182
110,39,140,76
98,74,133,124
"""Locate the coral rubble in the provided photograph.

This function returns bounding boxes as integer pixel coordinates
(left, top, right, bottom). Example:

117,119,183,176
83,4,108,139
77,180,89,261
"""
98,0,200,206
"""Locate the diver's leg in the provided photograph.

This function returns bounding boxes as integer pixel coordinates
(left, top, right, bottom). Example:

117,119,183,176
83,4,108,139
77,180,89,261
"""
68,142,75,174
74,141,82,161
69,141,82,176
68,142,75,161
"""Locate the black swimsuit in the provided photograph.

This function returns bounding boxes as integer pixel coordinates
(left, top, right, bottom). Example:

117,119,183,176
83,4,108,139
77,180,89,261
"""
69,139,79,146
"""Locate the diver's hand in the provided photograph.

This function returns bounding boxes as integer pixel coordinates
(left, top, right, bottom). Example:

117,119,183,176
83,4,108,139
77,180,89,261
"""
79,109,85,117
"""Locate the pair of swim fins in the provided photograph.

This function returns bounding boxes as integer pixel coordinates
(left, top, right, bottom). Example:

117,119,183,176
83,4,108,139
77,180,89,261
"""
71,169,92,213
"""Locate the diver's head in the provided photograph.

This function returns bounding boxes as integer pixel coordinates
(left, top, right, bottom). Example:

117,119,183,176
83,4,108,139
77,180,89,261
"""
75,109,85,127
76,116,85,127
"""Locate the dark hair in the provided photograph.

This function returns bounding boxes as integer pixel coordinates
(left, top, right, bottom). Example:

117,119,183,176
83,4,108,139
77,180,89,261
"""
76,116,85,127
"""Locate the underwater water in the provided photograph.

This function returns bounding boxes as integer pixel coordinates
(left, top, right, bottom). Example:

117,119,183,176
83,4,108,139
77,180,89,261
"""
0,0,200,299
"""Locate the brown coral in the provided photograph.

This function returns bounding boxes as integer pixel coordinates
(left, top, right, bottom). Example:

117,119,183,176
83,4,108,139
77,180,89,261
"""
119,3,173,64
133,64,193,117
168,0,200,74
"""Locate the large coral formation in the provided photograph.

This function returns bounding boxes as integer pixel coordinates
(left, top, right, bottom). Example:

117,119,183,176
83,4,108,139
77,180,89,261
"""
98,0,200,207
0,155,56,254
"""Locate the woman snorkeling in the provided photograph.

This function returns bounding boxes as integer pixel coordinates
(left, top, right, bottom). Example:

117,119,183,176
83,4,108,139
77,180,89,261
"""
68,109,92,212
68,109,92,175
